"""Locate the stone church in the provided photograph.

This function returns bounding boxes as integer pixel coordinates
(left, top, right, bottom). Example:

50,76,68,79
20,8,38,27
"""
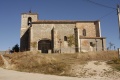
20,11,106,53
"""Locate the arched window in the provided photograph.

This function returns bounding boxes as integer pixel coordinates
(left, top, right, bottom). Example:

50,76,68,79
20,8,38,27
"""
64,36,67,41
83,29,86,36
28,17,32,26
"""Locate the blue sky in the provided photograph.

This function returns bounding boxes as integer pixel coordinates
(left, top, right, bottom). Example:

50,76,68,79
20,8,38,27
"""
0,0,120,50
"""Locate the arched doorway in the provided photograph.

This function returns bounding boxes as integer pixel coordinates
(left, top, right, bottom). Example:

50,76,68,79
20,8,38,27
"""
38,39,51,53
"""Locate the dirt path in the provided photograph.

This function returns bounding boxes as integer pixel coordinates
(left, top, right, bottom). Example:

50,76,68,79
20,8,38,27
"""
0,68,92,80
0,67,120,80
0,55,11,69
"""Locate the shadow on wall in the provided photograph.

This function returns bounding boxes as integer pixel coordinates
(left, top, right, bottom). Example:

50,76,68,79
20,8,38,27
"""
20,28,30,52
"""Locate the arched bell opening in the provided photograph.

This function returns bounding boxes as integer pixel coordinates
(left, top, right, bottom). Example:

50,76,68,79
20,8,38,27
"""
28,17,32,26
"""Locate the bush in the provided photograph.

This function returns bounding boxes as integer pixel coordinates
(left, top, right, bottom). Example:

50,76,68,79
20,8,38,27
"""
12,44,19,52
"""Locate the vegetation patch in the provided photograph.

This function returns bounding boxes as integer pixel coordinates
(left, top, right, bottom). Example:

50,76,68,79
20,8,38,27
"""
3,52,70,75
94,61,101,65
31,42,37,48
0,55,4,67
107,58,120,71
77,51,118,61
2,51,120,77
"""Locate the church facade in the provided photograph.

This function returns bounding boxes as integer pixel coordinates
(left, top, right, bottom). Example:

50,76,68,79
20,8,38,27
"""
20,12,106,53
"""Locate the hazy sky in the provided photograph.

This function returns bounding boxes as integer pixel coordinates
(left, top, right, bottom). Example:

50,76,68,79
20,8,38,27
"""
0,0,120,50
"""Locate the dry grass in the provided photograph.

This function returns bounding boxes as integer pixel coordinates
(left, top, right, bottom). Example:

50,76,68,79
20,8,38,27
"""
107,58,120,71
76,51,120,71
3,52,70,75
0,55,4,66
2,51,120,76
77,51,118,61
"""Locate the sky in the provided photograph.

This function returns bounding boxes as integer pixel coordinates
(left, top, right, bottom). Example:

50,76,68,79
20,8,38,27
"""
0,0,120,51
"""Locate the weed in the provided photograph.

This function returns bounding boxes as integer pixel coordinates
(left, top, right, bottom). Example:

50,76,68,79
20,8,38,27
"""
107,58,120,71
94,61,101,65
77,51,118,61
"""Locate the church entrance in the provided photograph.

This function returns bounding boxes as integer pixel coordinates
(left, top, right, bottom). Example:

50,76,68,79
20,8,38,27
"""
38,40,51,53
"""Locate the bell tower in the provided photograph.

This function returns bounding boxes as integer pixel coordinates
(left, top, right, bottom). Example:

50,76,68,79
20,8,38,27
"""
21,11,38,37
20,11,38,51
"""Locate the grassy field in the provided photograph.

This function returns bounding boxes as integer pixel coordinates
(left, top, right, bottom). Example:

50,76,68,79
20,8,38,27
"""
0,51,120,76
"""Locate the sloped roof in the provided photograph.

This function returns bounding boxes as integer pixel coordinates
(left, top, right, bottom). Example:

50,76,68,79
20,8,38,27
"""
80,36,106,39
32,20,99,24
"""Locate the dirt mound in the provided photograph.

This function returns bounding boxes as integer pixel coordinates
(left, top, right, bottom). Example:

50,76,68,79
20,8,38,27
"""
0,55,4,66
2,51,120,79
70,61,120,79
3,52,69,75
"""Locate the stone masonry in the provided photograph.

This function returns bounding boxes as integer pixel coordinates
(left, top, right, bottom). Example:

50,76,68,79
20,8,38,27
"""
20,12,106,53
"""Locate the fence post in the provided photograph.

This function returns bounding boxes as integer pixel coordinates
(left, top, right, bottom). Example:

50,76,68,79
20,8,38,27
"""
118,48,120,59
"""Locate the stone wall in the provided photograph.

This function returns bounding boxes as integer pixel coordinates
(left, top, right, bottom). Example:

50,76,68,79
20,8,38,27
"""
31,23,76,53
76,22,97,37
20,28,30,51
20,12,106,53
94,21,101,37
21,13,38,38
79,38,106,52
20,13,38,51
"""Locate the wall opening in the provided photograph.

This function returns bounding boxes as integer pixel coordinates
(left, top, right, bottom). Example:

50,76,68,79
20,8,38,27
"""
38,39,51,53
28,17,32,26
83,29,86,36
64,36,67,41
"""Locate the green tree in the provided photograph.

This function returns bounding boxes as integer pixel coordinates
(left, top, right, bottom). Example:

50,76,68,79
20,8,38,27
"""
67,35,75,47
12,44,19,52
67,35,75,52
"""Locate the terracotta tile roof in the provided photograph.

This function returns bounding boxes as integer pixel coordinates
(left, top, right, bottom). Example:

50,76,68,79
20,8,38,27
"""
32,20,99,24
32,20,75,23
80,36,106,39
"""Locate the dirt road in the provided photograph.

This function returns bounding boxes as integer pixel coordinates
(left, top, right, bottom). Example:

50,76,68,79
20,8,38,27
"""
0,68,86,80
0,68,110,80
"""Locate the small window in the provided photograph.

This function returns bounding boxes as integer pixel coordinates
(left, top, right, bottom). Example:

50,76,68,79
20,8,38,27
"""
90,42,93,46
83,29,86,36
90,42,95,47
64,36,67,41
